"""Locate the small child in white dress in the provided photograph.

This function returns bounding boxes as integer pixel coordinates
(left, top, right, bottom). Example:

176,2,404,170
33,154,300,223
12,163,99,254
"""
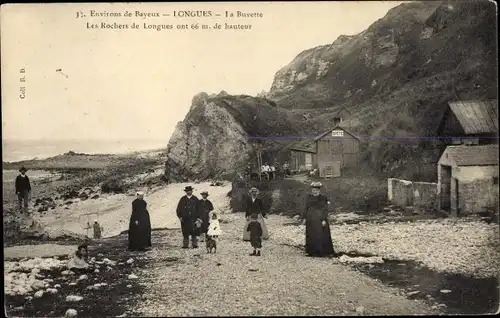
207,213,221,238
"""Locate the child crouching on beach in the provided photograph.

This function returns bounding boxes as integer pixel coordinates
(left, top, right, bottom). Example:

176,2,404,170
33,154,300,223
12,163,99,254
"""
247,213,263,256
67,244,91,274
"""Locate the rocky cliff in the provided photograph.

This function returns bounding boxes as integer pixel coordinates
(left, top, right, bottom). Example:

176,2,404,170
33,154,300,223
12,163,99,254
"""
165,92,298,182
166,1,497,181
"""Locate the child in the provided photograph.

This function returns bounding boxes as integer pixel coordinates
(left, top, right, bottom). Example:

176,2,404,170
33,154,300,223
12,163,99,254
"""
67,244,90,274
207,212,221,238
93,220,102,239
247,213,263,256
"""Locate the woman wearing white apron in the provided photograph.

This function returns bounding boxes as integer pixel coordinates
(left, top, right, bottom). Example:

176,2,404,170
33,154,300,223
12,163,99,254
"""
243,187,269,241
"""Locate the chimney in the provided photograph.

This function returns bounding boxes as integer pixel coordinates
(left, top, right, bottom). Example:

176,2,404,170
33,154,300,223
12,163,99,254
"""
333,117,342,127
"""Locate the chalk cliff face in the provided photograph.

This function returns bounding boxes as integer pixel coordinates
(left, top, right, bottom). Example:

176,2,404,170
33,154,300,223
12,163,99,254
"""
165,92,297,181
268,1,497,110
166,1,497,181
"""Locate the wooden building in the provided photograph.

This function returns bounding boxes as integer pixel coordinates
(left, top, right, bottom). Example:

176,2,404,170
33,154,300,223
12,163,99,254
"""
285,123,362,177
437,100,498,147
437,144,499,216
289,142,316,172
313,125,362,177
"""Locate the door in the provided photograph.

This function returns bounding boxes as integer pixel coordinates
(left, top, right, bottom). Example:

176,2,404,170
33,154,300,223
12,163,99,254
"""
332,161,341,177
455,178,460,216
440,166,452,211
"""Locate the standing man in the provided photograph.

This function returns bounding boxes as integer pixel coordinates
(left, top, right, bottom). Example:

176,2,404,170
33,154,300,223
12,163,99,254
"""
15,167,31,213
197,191,214,242
176,186,201,248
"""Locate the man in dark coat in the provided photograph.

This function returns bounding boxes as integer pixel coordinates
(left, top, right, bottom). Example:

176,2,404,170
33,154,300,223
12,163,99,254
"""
128,192,152,251
15,167,31,212
176,186,201,248
197,191,214,242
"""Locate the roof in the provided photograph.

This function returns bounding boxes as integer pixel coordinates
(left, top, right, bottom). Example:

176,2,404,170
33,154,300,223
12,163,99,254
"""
314,125,361,141
439,144,499,166
290,140,316,153
448,100,498,135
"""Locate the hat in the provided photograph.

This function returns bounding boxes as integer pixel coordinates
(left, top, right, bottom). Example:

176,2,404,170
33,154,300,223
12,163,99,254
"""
136,191,144,197
310,181,323,188
249,187,259,194
200,191,209,196
94,220,98,223
184,186,194,192
19,167,27,173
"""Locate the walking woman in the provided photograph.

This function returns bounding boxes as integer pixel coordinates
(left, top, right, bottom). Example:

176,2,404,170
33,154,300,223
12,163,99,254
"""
301,182,335,257
128,191,152,251
243,187,269,241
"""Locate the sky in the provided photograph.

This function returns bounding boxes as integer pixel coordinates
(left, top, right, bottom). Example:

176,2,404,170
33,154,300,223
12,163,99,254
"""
1,1,402,143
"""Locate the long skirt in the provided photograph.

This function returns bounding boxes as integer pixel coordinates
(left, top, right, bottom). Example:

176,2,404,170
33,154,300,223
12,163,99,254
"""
243,214,269,241
128,225,151,251
305,219,335,257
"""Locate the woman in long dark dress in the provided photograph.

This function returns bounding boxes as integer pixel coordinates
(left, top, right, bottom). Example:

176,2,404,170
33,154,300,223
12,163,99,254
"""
128,192,152,251
301,182,335,257
243,187,269,241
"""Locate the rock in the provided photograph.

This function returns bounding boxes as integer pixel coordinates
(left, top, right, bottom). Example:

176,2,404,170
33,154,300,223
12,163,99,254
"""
128,274,138,279
69,282,77,286
91,194,100,200
440,289,452,294
355,306,364,314
106,266,113,271
66,295,83,302
407,291,420,296
126,258,134,264
61,270,70,276
293,214,300,220
65,309,78,317
54,284,61,288
34,290,44,298
94,269,100,273
126,284,132,288
78,275,88,281
46,288,58,295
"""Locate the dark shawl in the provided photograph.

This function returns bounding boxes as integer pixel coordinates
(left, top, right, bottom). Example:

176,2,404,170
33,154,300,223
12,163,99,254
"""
128,198,152,250
244,196,265,218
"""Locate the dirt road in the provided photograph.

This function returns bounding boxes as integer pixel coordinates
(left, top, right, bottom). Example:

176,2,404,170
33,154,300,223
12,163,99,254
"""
128,213,433,316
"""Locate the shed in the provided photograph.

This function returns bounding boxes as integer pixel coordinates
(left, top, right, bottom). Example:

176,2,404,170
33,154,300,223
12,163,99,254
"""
314,125,361,177
437,100,498,146
289,140,316,172
437,144,499,216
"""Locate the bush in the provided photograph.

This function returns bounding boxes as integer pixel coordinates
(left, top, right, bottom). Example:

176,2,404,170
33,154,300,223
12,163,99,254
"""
101,179,125,194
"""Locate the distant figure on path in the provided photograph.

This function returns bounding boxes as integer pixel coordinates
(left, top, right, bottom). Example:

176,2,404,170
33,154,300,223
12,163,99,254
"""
197,191,214,242
269,164,276,180
243,187,269,241
261,162,270,181
128,191,152,251
176,186,200,248
301,182,336,257
244,164,252,181
283,162,291,177
93,220,102,239
15,167,31,212
247,213,263,256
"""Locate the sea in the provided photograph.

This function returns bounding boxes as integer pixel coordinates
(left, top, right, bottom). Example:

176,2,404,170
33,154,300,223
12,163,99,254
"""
2,139,168,163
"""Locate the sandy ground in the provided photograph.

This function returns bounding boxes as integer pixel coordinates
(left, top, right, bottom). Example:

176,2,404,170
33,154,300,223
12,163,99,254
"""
37,182,232,238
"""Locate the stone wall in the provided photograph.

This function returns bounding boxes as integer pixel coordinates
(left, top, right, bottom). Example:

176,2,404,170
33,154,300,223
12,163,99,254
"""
388,178,438,211
458,179,499,215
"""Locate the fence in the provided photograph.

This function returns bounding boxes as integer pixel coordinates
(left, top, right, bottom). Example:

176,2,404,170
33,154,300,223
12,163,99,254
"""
388,178,438,211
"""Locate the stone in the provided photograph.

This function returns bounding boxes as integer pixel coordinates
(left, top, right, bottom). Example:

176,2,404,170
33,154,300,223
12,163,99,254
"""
355,306,364,314
66,295,83,302
34,290,44,298
78,275,88,281
126,258,134,264
54,284,61,288
65,309,78,317
128,274,138,279
440,289,452,294
46,288,58,295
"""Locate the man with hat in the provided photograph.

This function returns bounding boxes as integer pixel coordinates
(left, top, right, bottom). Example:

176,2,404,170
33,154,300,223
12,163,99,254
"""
176,186,201,248
15,167,31,212
197,191,214,242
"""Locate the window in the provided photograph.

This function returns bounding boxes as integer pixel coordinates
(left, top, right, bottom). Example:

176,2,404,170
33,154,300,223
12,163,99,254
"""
331,130,344,137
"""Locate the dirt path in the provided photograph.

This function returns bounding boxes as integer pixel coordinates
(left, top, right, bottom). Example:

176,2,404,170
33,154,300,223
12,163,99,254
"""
128,213,434,316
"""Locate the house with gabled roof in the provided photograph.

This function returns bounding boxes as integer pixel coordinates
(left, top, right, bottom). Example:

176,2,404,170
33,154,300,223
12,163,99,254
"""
285,118,362,177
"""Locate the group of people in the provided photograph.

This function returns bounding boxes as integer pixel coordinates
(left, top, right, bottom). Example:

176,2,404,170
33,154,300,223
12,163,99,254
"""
127,180,336,258
244,161,292,181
